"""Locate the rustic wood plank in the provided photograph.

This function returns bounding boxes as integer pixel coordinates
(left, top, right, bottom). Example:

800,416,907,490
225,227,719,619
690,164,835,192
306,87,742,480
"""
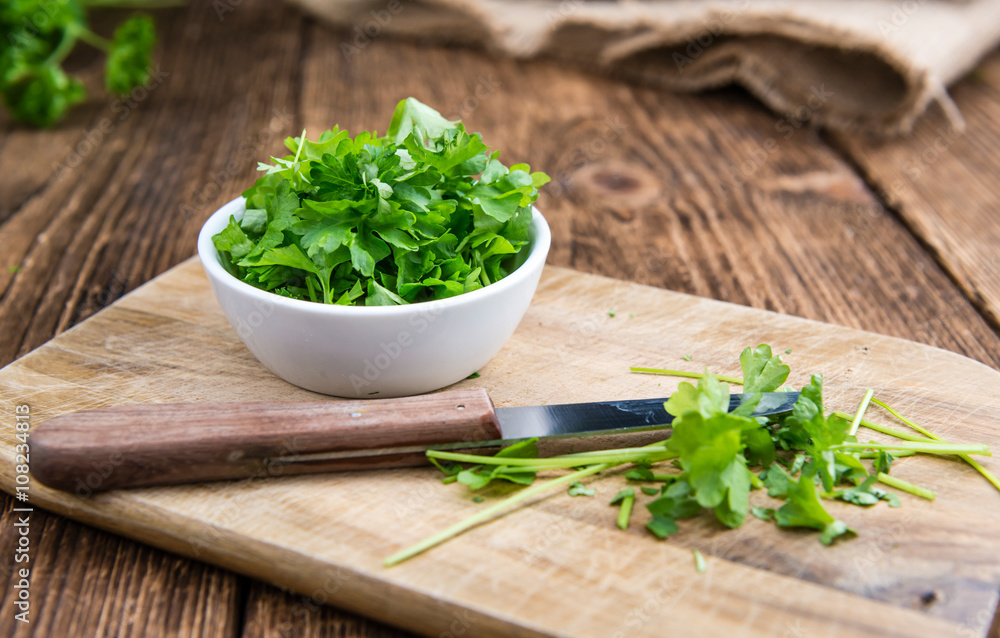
299,25,1000,370
241,582,419,638
0,502,243,637
0,1,306,636
831,50,1000,336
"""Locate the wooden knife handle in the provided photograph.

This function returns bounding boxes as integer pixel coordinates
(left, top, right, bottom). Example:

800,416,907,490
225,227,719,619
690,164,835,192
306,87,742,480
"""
30,388,501,493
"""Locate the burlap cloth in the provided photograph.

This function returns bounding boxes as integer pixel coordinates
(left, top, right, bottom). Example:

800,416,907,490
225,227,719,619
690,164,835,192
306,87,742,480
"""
288,0,1000,136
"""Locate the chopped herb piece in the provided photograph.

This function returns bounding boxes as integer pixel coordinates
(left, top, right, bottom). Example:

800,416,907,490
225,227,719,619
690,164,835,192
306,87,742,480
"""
568,481,596,497
611,487,635,530
386,342,993,566
751,506,775,521
775,474,854,545
874,449,895,474
693,549,707,573
646,515,678,539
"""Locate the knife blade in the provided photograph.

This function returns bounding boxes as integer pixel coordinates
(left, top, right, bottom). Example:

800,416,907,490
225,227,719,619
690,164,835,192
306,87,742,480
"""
30,388,798,493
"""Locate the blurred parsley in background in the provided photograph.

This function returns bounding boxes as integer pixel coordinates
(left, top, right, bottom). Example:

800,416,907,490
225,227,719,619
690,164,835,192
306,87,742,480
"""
1,0,175,127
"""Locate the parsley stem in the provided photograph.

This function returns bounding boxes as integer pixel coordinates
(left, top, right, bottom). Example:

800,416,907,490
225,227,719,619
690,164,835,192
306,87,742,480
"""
693,549,707,573
426,448,676,469
832,441,990,456
616,492,635,530
628,367,743,385
858,450,916,459
871,398,1000,495
42,28,79,68
384,463,610,566
877,472,936,500
70,24,112,52
632,473,678,482
848,388,874,437
870,399,936,437
832,412,927,443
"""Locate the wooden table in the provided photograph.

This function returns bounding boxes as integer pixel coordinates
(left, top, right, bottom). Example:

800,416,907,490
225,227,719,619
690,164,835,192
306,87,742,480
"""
2,1,1000,636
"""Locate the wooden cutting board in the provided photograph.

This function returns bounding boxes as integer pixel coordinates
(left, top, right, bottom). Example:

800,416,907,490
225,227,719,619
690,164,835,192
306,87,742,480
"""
2,258,999,638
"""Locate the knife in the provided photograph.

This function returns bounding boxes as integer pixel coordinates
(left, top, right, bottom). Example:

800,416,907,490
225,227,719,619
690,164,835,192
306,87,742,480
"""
29,388,798,493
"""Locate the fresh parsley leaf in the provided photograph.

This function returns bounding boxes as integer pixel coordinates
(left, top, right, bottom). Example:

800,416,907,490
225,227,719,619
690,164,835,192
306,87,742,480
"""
105,14,155,94
1,3,162,127
214,98,548,306
751,506,775,521
743,424,776,468
568,481,596,497
875,449,895,474
763,464,793,498
739,344,791,394
610,487,635,505
667,412,748,503
625,467,654,481
834,475,900,508
646,516,678,539
640,486,660,496
775,474,854,545
775,375,851,492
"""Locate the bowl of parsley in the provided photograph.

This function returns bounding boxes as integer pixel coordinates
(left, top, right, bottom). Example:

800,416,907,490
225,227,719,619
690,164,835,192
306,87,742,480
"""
197,98,551,398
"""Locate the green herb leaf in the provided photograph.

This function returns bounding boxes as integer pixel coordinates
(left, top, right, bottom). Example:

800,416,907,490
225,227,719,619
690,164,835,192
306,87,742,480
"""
775,474,854,545
1,4,161,127
568,481,596,497
646,515,678,539
751,506,775,521
739,344,791,394
105,14,155,94
214,99,548,306
875,449,895,474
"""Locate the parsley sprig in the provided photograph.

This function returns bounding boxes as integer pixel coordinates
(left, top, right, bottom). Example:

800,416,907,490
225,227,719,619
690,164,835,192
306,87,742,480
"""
385,344,995,566
213,98,550,306
1,0,167,127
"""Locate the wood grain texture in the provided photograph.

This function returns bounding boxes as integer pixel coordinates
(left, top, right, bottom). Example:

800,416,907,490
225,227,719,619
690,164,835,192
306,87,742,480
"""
2,259,1000,637
298,25,1000,371
0,1,303,635
832,51,1000,334
2,0,1000,636
29,389,501,491
0,502,243,638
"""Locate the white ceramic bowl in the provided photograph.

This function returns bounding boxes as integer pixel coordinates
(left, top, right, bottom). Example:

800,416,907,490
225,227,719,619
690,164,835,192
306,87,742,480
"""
197,197,550,398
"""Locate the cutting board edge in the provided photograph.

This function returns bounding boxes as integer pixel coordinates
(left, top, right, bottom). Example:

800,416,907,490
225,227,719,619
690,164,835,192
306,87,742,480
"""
0,473,976,638
538,265,1000,379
